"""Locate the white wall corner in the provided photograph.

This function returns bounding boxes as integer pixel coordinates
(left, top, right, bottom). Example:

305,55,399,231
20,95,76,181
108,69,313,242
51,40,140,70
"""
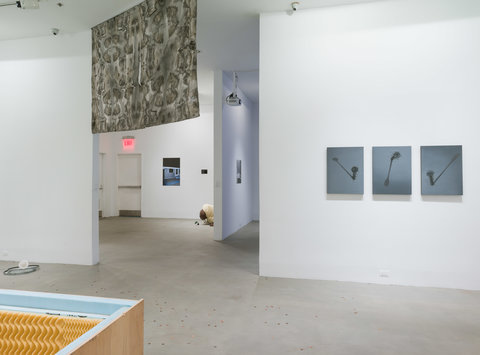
91,134,100,265
214,70,224,241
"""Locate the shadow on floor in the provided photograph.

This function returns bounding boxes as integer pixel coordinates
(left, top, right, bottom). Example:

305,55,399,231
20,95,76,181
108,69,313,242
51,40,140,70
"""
221,221,259,252
220,221,259,274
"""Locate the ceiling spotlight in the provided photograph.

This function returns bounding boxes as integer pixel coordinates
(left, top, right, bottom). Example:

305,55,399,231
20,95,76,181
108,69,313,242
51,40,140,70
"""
291,2,300,11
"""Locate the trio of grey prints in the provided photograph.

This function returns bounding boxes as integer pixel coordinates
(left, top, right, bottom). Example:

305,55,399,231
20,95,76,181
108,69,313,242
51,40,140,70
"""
327,146,463,195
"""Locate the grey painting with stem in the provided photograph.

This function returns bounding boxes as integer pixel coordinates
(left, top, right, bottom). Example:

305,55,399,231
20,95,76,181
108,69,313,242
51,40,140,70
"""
421,145,463,195
327,147,364,194
373,146,412,195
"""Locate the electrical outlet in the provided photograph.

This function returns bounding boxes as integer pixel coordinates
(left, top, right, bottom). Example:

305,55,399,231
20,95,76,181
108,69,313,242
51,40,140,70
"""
379,269,390,278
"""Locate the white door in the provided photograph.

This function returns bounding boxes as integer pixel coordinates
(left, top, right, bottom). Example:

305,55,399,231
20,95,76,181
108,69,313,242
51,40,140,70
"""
117,154,142,217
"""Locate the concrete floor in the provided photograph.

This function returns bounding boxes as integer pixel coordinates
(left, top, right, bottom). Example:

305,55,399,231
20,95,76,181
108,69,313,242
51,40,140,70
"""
0,217,479,354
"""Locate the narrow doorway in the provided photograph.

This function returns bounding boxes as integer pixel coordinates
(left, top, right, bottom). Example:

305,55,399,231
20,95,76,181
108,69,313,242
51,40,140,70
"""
214,70,259,252
117,154,142,217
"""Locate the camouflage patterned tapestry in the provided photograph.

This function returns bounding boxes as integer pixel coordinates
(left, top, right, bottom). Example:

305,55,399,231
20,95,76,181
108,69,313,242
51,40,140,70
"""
91,0,199,133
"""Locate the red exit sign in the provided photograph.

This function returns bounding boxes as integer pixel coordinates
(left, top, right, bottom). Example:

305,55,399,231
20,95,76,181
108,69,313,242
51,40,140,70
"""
122,137,135,151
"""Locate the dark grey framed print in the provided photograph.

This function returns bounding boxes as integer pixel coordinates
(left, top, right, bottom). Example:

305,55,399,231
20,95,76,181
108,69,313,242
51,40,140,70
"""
327,147,364,194
236,160,242,184
373,146,412,195
421,145,463,195
163,157,181,186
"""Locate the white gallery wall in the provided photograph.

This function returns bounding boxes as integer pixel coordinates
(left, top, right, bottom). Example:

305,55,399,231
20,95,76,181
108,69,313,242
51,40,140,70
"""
99,105,214,219
259,0,480,289
221,72,259,240
0,31,98,265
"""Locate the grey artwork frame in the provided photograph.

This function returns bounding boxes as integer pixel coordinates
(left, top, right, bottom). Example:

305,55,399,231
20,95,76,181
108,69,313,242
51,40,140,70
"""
373,146,412,195
236,160,242,184
421,145,463,195
163,157,181,186
327,147,364,194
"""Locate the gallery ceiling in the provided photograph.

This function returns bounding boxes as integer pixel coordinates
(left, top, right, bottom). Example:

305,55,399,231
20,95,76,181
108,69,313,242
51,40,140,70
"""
0,0,383,102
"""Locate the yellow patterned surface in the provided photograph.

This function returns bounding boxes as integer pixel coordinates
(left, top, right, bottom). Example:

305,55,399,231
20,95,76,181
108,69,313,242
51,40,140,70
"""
0,310,101,354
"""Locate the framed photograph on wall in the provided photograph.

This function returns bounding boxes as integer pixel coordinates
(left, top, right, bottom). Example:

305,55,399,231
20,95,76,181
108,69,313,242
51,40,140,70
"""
421,145,462,195
327,147,364,194
163,157,181,186
372,146,412,195
236,160,242,184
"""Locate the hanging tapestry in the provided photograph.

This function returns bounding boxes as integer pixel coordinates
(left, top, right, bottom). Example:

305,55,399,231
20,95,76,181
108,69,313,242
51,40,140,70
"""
91,0,199,133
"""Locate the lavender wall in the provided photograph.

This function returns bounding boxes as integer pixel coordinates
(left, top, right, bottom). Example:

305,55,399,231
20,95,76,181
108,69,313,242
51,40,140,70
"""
221,72,259,239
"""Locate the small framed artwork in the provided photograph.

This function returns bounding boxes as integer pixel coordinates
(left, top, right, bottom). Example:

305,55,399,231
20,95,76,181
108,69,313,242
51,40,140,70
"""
421,145,462,195
327,147,364,194
236,160,242,184
372,146,412,195
163,157,180,186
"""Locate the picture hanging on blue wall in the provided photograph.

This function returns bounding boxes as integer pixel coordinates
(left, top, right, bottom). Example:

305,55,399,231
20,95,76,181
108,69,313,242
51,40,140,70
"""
236,160,242,184
421,145,462,195
163,157,181,186
327,147,364,194
372,146,412,195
